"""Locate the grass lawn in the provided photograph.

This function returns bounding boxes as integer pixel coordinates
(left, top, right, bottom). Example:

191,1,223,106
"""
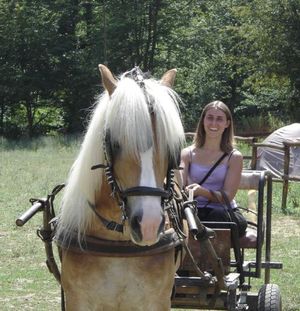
0,136,299,310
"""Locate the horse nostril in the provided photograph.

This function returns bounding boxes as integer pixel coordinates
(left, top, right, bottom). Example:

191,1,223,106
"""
158,213,165,233
131,215,140,229
130,210,143,243
130,210,143,230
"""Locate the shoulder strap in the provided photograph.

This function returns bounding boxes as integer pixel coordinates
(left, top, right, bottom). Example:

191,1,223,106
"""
189,146,193,163
227,149,235,162
199,152,228,185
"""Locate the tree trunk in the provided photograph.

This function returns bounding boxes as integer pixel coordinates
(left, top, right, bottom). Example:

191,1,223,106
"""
144,0,161,71
25,101,35,138
0,102,4,135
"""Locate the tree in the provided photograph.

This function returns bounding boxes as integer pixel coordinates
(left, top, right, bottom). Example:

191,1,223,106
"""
1,0,299,137
235,0,300,123
0,0,62,137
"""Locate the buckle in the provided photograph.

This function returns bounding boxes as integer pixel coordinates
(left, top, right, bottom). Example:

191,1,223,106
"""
106,221,123,233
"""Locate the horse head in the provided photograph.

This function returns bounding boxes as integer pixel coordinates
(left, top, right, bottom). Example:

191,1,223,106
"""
58,65,185,247
98,65,185,246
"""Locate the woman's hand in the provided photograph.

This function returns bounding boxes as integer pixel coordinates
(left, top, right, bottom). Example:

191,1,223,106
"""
185,183,219,203
185,183,202,197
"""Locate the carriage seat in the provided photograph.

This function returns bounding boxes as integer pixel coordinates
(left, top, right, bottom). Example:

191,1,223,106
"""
203,170,270,250
236,170,270,250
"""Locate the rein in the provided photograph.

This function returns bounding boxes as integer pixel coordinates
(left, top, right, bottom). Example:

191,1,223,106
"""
37,182,225,309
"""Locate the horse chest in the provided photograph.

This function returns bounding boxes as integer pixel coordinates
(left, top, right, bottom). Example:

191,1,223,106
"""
61,250,176,310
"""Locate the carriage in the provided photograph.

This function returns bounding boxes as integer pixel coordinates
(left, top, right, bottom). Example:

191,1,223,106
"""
172,169,283,310
16,65,282,311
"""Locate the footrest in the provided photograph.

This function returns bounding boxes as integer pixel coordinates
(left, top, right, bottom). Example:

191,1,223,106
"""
172,276,230,309
174,275,216,287
224,272,240,290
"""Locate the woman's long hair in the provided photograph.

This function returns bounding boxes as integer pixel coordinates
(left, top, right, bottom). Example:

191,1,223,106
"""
194,100,235,153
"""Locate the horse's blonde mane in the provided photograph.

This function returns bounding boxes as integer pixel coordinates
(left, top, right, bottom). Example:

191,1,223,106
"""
57,74,185,241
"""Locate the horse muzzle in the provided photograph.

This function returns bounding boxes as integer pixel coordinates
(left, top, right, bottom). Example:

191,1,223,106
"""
127,198,166,246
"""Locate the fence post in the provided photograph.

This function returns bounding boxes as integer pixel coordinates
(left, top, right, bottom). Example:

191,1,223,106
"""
282,142,290,213
250,140,258,170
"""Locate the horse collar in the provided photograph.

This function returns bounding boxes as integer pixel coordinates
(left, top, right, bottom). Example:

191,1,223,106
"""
56,228,182,257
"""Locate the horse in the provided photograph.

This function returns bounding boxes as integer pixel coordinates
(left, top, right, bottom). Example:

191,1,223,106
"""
55,64,187,311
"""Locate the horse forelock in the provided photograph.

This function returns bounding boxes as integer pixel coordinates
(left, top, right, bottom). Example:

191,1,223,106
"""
105,76,185,161
57,72,185,242
105,77,153,159
143,78,185,162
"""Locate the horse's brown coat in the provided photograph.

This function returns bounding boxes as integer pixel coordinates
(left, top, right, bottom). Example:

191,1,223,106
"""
62,249,176,310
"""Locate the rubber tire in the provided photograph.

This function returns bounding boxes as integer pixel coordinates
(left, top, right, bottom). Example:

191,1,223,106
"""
257,284,282,311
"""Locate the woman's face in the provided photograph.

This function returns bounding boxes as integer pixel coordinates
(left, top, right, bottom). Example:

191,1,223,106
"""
203,108,230,138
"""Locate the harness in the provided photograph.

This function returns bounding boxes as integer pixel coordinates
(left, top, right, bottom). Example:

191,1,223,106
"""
36,184,226,301
36,180,186,265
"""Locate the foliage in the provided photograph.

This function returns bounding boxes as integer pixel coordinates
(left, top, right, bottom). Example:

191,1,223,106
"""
0,0,299,138
234,0,300,124
235,113,286,136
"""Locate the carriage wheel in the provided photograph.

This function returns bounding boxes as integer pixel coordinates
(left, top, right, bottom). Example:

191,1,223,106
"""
257,284,282,311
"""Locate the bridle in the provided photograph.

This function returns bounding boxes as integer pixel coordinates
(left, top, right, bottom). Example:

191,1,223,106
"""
90,67,180,233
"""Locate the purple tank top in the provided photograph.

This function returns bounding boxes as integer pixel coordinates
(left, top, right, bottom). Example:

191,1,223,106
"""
188,162,237,209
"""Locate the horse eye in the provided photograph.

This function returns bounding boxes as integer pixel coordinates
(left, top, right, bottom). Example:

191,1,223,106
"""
112,142,120,154
168,151,181,169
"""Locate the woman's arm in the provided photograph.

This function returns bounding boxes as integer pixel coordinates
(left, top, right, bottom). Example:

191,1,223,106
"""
222,150,243,201
179,147,191,188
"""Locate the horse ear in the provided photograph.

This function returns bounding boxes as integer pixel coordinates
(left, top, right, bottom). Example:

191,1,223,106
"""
98,64,117,96
160,69,177,88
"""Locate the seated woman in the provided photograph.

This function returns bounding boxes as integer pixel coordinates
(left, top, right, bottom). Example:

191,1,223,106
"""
180,100,247,237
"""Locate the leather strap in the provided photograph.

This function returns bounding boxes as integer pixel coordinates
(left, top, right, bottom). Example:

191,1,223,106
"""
87,201,124,233
209,189,234,219
219,190,235,220
199,152,228,185
56,228,181,257
122,186,170,199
